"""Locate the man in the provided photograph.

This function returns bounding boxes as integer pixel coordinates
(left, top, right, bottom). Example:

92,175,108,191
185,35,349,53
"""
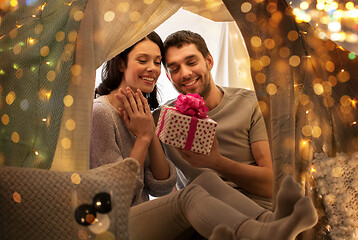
154,30,273,209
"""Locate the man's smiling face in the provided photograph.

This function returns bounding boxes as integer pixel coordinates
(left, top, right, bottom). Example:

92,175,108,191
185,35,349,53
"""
165,43,213,99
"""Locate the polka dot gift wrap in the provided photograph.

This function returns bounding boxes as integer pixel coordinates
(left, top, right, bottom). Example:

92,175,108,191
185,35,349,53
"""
156,105,217,155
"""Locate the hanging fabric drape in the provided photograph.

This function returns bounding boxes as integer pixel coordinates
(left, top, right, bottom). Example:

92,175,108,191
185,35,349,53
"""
0,0,184,171
0,0,88,169
223,0,358,239
50,0,183,171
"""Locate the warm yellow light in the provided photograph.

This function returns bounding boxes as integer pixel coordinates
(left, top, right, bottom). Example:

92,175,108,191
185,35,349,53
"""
316,2,325,10
64,0,74,6
28,38,36,45
40,46,50,57
61,138,72,149
329,2,338,11
251,36,262,48
303,15,312,22
34,151,39,156
73,11,84,21
314,83,324,95
71,173,81,184
333,10,343,19
6,92,16,105
312,126,322,138
130,11,141,22
324,4,331,11
241,2,252,13
310,166,317,173
289,55,301,67
39,2,46,11
348,9,358,18
266,84,277,95
64,95,74,107
1,114,10,125
11,132,20,143
10,0,18,7
38,89,52,101
345,2,354,10
300,2,309,10
104,11,115,22
118,2,130,12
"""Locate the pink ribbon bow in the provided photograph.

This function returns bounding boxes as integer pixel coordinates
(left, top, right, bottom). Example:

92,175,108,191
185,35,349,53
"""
174,93,209,119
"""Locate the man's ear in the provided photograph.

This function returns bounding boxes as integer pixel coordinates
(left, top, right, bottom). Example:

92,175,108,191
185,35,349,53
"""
118,59,126,72
206,53,214,70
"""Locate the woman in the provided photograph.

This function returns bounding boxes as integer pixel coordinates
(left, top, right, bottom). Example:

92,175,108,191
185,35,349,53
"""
90,32,318,240
91,31,177,205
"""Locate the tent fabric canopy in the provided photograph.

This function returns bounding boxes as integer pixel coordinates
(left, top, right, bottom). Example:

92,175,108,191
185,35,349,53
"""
1,0,357,239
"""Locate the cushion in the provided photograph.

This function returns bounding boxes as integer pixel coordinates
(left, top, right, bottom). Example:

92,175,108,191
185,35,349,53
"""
313,152,358,239
0,158,139,240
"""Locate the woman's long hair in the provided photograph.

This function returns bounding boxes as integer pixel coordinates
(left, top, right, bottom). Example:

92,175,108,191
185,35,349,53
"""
95,31,164,110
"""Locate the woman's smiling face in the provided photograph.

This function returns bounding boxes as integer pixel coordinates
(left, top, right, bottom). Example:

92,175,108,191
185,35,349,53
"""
120,39,162,93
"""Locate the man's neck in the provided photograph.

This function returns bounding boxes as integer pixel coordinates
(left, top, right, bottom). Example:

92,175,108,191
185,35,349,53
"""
204,85,223,110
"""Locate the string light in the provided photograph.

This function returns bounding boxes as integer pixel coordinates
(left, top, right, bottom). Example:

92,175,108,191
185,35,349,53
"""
64,0,75,6
39,2,46,11
27,38,36,46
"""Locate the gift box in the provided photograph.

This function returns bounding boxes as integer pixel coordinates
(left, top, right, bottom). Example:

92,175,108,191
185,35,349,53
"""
155,94,217,155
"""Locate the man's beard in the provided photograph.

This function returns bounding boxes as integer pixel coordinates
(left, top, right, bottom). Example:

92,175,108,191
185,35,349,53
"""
176,69,212,100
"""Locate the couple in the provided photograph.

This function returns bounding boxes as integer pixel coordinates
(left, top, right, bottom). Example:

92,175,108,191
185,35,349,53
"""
90,30,318,240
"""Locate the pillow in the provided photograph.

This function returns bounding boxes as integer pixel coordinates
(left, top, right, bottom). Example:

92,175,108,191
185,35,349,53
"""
0,158,139,240
313,152,358,239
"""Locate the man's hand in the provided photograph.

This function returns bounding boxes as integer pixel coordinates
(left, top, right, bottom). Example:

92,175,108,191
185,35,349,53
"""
176,135,222,168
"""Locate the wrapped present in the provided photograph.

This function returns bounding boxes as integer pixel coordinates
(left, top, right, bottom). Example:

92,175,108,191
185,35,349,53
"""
156,93,217,155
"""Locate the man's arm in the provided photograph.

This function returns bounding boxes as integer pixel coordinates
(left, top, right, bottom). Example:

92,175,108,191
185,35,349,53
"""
176,138,273,198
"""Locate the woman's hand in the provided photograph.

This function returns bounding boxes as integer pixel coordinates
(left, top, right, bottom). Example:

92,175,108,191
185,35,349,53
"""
116,87,155,142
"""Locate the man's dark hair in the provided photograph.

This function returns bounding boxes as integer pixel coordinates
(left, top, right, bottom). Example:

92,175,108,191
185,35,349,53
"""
163,30,210,64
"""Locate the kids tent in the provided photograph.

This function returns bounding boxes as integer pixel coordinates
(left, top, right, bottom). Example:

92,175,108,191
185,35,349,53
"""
1,0,357,239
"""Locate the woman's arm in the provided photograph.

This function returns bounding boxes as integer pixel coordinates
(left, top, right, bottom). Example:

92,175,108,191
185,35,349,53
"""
90,102,124,167
148,135,170,180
